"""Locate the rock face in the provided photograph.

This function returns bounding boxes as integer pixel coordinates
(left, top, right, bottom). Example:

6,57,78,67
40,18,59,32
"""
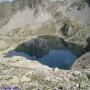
65,0,90,24
85,37,90,52
0,1,12,28
72,52,90,70
0,0,90,36
0,56,89,90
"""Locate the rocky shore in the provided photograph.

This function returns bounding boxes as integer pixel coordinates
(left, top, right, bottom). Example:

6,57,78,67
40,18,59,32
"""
0,56,90,90
72,52,90,70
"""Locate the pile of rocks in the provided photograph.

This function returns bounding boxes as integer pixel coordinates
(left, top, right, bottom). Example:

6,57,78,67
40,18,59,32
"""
0,56,89,90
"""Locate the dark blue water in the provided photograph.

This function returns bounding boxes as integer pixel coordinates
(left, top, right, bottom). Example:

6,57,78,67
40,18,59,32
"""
6,50,77,70
39,50,77,69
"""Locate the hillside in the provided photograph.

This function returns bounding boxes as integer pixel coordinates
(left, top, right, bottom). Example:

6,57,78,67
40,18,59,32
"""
0,1,12,28
0,0,90,89
0,55,89,90
72,52,90,70
0,0,90,36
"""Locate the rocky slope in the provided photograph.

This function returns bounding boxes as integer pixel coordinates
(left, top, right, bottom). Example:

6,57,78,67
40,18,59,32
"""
72,52,90,70
0,55,90,90
0,0,90,36
0,0,90,89
0,1,12,28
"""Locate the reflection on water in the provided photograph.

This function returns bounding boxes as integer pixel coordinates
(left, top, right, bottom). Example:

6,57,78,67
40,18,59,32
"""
39,50,77,69
5,50,77,70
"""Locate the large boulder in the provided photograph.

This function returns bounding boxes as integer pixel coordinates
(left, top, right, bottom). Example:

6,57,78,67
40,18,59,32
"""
72,52,90,70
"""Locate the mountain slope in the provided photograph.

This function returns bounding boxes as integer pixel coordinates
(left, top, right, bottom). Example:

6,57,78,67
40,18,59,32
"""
0,55,89,90
0,0,90,37
72,52,90,69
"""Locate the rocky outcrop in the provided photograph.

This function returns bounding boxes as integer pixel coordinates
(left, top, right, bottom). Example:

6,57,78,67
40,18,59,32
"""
0,0,90,36
72,52,90,70
68,25,90,46
85,37,90,52
6,20,56,37
0,55,89,90
11,0,90,25
0,1,12,28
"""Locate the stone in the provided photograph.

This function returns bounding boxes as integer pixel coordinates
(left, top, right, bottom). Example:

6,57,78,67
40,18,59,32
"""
80,81,86,89
9,76,19,85
20,76,31,82
55,67,60,73
76,83,79,88
73,71,81,76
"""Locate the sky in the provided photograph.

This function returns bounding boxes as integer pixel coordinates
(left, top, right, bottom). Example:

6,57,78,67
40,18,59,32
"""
0,0,13,2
